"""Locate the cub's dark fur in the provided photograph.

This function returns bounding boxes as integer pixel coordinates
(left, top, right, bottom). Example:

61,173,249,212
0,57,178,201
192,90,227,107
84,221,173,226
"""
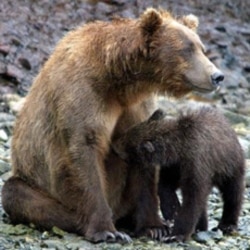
113,107,245,241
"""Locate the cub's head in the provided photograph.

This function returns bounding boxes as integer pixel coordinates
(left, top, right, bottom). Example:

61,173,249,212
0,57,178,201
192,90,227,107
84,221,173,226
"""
112,109,167,164
139,8,224,97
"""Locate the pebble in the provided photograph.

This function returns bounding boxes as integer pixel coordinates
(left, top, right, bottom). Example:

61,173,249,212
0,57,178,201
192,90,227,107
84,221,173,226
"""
6,64,24,82
42,239,66,249
0,130,8,142
238,138,250,159
0,160,10,175
222,109,250,126
245,160,250,187
193,229,223,244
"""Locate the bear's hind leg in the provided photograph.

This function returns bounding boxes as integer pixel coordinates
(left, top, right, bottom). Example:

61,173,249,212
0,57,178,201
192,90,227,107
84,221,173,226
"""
2,176,78,233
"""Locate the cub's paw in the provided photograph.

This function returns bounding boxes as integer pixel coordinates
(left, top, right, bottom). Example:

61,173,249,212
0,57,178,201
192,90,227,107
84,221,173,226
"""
87,230,132,243
214,224,238,235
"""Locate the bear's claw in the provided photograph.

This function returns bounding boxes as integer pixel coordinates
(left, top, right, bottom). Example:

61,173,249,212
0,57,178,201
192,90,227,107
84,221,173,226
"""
144,226,170,241
88,230,132,243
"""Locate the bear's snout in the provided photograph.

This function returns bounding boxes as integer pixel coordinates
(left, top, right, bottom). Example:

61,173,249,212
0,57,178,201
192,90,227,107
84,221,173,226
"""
211,71,224,87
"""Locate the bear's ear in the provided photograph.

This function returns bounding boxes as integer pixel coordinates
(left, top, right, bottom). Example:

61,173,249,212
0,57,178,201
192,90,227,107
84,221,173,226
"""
142,141,155,153
140,8,163,36
180,14,199,32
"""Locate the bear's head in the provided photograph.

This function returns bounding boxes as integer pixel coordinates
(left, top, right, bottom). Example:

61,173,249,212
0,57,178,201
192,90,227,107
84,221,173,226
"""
139,8,224,97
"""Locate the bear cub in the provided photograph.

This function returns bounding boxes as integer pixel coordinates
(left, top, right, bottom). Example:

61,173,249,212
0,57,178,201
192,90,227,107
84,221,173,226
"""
112,106,245,242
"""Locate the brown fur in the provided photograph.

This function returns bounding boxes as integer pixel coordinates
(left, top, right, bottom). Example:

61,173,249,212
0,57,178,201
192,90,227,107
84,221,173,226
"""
2,8,223,243
113,107,245,242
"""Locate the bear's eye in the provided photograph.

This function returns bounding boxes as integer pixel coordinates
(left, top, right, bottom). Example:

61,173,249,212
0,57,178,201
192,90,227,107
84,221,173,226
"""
182,40,195,58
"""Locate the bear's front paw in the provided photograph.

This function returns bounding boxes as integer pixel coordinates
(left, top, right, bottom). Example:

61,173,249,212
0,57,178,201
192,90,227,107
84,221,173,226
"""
87,230,132,243
139,226,170,241
161,234,185,243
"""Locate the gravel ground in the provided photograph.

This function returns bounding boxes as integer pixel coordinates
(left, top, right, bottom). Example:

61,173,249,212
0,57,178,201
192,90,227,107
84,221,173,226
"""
0,98,250,250
0,0,250,249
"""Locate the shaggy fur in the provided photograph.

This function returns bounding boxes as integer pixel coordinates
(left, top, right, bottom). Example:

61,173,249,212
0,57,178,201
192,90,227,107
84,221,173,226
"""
2,8,223,243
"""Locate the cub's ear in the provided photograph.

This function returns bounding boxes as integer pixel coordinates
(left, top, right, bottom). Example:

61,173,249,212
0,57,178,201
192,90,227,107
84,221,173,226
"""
149,109,166,122
140,8,163,36
142,141,155,153
180,14,199,32
112,141,128,160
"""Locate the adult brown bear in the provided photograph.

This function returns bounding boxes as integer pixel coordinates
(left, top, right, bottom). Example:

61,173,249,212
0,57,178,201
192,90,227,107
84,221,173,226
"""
112,107,245,242
2,8,224,243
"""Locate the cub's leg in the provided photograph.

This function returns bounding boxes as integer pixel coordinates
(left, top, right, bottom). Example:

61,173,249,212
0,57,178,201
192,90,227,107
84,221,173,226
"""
217,173,244,234
2,177,78,233
195,208,208,232
162,171,210,242
158,167,180,222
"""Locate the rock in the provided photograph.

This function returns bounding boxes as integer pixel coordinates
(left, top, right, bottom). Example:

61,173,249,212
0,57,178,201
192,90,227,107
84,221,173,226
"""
3,94,25,114
238,138,250,159
1,171,12,181
233,123,250,137
194,230,223,244
18,57,31,70
8,99,25,114
245,160,250,187
0,112,15,123
0,224,34,236
41,231,50,240
51,226,65,238
0,159,10,175
6,64,24,82
238,104,250,116
0,61,6,74
42,239,66,249
222,109,250,126
66,240,100,250
95,2,114,20
194,231,213,243
0,45,10,56
0,130,8,142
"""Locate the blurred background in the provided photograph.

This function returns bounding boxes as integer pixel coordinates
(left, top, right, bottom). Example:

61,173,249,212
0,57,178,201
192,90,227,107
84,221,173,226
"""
0,0,250,111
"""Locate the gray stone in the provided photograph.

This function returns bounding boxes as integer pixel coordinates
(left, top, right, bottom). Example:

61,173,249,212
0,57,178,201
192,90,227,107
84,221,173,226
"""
194,229,223,244
0,112,16,122
222,109,250,126
0,130,8,142
1,171,12,181
245,160,250,187
238,138,250,159
194,231,213,243
42,239,66,249
0,159,10,175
